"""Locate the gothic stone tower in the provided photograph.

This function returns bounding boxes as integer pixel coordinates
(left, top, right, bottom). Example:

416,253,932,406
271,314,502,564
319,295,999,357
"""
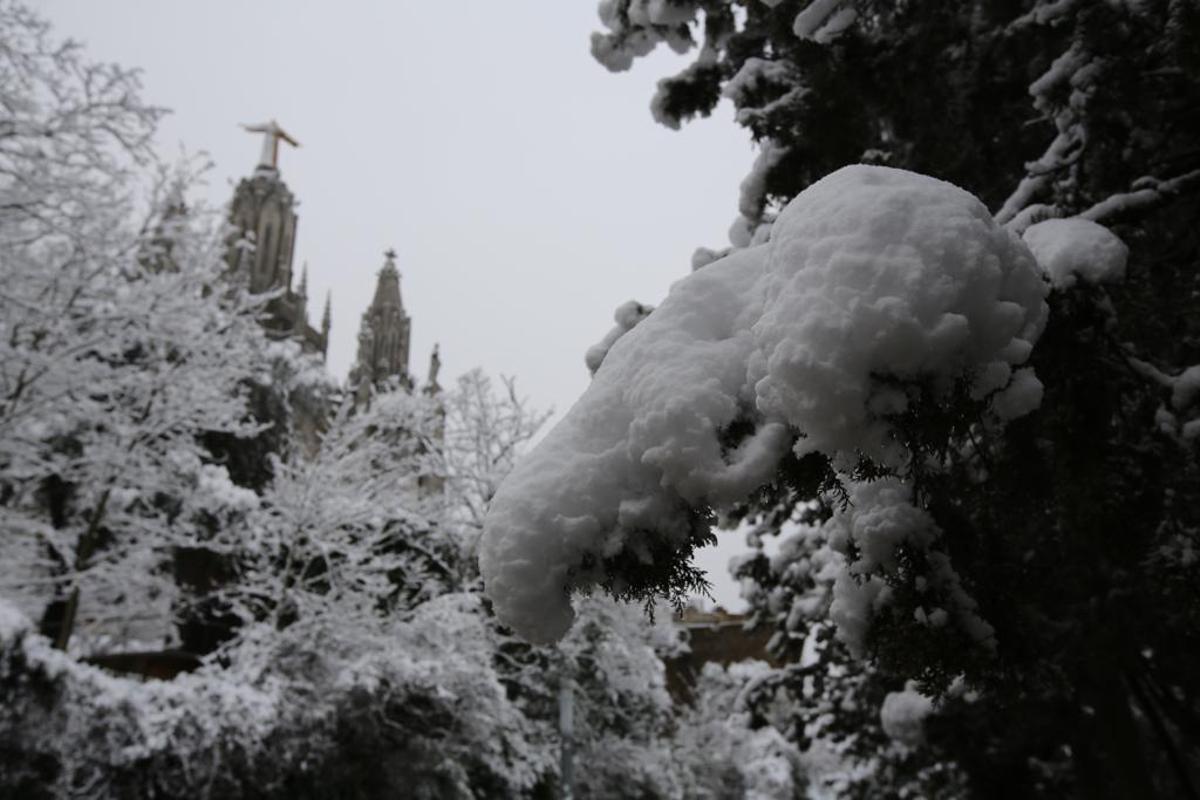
351,249,412,396
227,120,329,357
350,250,444,496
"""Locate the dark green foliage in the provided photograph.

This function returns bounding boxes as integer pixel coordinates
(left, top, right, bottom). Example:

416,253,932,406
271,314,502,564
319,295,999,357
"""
580,505,718,616
604,0,1200,796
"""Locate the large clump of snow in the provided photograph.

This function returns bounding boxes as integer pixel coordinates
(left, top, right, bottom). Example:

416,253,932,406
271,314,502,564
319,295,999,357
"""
754,166,1047,464
480,165,1048,643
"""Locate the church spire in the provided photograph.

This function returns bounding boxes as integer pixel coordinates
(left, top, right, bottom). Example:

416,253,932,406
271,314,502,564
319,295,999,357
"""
298,261,309,298
350,248,412,393
373,248,403,308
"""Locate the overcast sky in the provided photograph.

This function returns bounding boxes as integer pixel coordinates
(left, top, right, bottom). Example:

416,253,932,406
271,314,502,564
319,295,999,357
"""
42,1,758,609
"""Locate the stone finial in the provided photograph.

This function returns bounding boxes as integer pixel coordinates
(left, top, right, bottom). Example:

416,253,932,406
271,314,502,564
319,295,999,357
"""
427,343,441,393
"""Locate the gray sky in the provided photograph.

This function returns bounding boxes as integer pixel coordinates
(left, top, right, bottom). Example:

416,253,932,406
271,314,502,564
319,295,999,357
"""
43,0,757,609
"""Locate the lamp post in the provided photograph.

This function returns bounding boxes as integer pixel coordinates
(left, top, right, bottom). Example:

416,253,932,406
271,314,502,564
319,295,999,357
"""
558,657,575,800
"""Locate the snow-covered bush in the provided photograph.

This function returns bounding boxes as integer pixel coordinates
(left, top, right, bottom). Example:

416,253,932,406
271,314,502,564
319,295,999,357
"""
0,596,557,800
0,600,296,798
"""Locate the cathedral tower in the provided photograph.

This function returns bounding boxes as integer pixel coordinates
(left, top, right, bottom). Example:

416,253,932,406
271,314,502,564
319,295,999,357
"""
351,249,412,392
227,120,298,296
226,121,327,357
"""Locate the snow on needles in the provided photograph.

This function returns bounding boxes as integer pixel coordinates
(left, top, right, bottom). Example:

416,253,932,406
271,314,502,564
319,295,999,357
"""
480,166,1048,643
1021,217,1128,289
880,681,935,747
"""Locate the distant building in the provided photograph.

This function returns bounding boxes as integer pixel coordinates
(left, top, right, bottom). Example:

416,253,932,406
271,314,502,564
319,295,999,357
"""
349,249,446,496
350,249,413,396
665,606,778,703
226,120,329,358
226,120,438,396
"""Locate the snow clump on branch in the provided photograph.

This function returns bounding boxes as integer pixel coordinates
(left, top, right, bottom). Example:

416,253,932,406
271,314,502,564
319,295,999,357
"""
879,681,935,747
591,0,698,72
1021,217,1128,289
480,165,1048,643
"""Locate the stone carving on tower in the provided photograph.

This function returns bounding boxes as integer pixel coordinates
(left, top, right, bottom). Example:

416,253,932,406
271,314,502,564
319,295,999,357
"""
351,249,412,397
226,120,327,358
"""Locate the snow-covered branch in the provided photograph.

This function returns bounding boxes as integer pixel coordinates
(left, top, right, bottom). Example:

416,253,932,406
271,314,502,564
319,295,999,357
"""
1080,168,1200,223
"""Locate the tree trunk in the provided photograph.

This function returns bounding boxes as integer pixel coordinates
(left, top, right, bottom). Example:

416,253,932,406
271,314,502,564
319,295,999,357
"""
1073,663,1155,799
52,488,110,651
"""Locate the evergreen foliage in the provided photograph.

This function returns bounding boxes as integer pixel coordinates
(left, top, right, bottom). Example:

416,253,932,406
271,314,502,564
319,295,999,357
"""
592,0,1200,796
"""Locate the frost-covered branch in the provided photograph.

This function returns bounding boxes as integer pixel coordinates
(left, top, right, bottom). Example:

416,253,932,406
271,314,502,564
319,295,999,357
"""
1080,168,1200,223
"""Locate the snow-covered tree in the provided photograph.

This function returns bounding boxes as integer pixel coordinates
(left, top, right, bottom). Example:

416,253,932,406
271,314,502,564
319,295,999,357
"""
0,0,275,652
2,6,795,798
186,385,459,648
480,2,1200,797
0,591,555,799
439,369,552,534
670,660,808,800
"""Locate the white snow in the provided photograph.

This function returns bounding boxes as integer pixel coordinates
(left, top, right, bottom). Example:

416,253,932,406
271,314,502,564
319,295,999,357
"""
811,7,857,44
823,479,936,574
990,366,1045,421
1022,217,1128,288
585,300,655,375
0,598,31,644
481,165,1047,643
631,0,697,27
755,165,1047,464
723,57,810,130
197,463,261,511
1010,0,1079,29
880,681,934,747
821,478,995,654
792,0,846,40
828,570,890,657
1029,43,1090,116
691,246,729,271
591,0,699,73
739,141,789,221
724,58,796,108
1172,365,1200,411
591,29,658,72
